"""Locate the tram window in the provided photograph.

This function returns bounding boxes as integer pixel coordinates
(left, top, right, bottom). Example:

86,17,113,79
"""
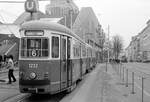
42,39,48,56
52,36,59,58
82,46,86,57
27,39,41,57
67,38,71,59
21,39,27,57
21,38,49,57
62,38,66,60
73,47,76,57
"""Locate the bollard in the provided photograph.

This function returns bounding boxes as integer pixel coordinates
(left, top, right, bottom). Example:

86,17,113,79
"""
131,72,135,94
142,77,145,102
126,69,128,87
120,64,122,79
123,66,124,82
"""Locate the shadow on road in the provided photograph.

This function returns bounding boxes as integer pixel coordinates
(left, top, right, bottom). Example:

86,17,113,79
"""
23,91,67,102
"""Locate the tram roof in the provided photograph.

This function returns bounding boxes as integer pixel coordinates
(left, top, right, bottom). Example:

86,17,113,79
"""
20,20,71,33
20,20,87,44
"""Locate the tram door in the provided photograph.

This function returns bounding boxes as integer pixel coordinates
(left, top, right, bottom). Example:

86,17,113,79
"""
67,38,72,87
61,36,67,89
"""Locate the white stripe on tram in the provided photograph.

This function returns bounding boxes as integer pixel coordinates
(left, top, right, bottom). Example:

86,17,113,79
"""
51,81,61,85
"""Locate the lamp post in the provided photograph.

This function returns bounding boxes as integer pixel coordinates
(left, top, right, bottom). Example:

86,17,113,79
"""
69,9,73,30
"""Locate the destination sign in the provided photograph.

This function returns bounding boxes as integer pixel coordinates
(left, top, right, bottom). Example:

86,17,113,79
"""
25,30,44,36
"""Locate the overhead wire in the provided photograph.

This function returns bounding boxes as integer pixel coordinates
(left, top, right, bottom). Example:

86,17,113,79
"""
0,1,24,3
0,0,50,3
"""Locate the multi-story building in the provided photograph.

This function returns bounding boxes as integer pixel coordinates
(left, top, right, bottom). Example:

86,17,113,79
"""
46,1,105,47
72,7,104,45
126,19,150,62
46,0,79,29
126,35,140,62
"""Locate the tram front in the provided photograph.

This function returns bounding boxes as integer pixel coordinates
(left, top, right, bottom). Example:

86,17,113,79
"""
19,30,51,94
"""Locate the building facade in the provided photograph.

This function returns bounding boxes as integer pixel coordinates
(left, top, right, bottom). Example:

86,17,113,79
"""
126,19,150,62
72,7,105,45
46,0,79,29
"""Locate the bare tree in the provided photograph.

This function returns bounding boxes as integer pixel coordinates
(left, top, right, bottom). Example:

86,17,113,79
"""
112,35,123,59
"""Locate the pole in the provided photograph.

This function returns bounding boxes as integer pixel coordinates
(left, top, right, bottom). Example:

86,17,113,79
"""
126,69,128,87
64,15,66,27
120,64,121,79
131,72,135,94
123,66,124,82
107,25,110,63
142,77,145,102
70,10,72,30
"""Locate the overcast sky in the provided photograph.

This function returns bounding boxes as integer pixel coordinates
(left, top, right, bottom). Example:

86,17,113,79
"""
0,0,150,48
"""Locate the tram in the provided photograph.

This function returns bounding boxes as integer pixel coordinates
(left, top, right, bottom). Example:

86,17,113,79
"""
19,20,98,94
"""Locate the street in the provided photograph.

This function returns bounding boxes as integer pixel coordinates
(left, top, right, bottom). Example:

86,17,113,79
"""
1,63,150,102
112,62,150,102
0,0,149,102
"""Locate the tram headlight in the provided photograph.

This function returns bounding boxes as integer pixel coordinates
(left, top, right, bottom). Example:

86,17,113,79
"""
30,72,36,79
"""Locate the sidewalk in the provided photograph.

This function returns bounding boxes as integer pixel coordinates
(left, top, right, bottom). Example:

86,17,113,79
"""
64,63,142,102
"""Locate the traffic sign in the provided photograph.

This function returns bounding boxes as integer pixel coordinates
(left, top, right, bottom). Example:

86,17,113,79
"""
25,0,39,13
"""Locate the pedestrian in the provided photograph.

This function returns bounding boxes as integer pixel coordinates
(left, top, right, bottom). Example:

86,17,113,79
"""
7,55,16,84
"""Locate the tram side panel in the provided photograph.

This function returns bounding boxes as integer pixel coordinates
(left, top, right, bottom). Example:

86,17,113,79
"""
50,60,61,93
81,45,87,75
82,57,87,75
72,58,81,82
86,48,91,72
72,43,81,82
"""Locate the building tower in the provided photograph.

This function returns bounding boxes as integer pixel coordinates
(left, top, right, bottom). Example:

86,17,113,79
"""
45,0,79,28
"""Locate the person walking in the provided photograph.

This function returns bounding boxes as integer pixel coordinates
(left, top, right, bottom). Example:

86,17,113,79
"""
7,55,16,84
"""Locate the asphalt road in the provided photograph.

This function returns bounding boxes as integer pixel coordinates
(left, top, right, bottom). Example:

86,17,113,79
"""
0,67,88,102
1,63,150,102
112,62,150,102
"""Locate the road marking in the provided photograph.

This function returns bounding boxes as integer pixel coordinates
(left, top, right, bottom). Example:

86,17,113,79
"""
135,82,150,97
17,94,31,102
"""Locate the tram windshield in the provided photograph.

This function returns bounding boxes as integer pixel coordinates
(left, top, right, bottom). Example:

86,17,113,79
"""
20,38,49,57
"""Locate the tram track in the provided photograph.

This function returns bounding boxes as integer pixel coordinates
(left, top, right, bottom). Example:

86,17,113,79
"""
17,93,67,102
16,94,32,102
1,93,30,102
